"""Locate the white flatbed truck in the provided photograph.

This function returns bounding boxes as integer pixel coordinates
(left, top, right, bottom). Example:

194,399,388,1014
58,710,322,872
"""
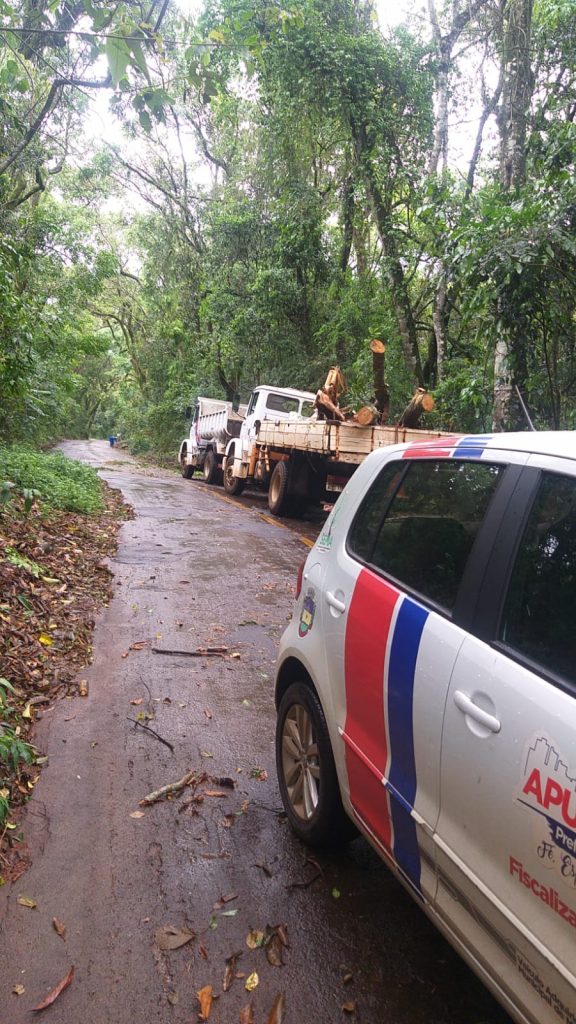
218,385,450,517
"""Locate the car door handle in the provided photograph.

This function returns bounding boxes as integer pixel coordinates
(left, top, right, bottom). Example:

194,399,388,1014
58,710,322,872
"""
453,690,501,733
325,591,346,613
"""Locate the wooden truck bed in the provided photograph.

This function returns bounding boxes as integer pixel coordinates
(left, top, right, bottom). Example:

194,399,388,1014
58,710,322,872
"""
256,419,453,464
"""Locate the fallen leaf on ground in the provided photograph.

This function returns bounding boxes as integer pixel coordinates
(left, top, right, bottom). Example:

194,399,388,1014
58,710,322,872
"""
264,926,286,967
212,776,236,789
32,965,74,1011
239,1003,254,1024
167,991,179,1005
245,972,259,992
213,893,238,909
130,697,144,706
199,943,209,960
154,925,195,950
204,709,212,719
342,1002,356,1014
130,640,149,650
220,909,238,918
246,929,265,949
267,991,286,1024
17,894,37,909
52,917,66,939
204,790,227,798
13,984,25,995
223,950,242,991
196,984,214,1020
249,767,267,781
129,810,145,819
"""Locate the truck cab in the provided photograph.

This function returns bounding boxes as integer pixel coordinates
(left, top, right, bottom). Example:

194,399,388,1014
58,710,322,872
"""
224,385,316,493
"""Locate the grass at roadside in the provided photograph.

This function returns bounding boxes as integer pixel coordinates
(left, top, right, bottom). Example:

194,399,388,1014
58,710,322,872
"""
0,448,132,882
0,445,104,514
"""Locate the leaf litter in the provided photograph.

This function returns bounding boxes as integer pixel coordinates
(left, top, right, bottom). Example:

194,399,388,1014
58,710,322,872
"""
0,486,131,877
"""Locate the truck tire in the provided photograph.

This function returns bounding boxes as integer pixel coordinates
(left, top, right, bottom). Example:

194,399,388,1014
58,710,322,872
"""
223,454,245,496
203,450,222,486
268,461,292,516
181,463,194,479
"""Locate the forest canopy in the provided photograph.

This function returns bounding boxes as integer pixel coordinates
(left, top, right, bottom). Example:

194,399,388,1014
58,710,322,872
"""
1,0,575,456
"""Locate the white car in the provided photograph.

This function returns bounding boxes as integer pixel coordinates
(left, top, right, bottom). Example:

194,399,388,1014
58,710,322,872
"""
274,431,576,1024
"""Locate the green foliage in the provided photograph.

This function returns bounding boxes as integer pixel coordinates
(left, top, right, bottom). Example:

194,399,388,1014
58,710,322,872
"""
0,678,34,825
0,447,104,513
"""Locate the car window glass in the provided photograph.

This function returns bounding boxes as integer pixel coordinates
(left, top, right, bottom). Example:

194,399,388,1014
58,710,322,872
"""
348,461,406,561
301,401,315,418
500,471,576,685
358,460,502,611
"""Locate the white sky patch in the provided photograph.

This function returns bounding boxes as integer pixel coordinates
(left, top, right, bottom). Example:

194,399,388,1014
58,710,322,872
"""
81,0,489,214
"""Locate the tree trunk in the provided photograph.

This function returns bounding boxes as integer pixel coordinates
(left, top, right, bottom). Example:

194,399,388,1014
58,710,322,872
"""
493,0,534,429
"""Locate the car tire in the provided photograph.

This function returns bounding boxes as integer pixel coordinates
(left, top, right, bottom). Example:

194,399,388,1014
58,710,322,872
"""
223,451,245,496
276,681,356,847
203,450,222,485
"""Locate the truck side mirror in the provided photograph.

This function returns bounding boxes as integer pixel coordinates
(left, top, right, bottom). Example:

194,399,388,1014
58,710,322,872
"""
184,406,192,419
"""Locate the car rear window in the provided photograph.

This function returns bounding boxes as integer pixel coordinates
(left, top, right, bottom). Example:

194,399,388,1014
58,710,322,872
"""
499,471,576,685
348,459,503,612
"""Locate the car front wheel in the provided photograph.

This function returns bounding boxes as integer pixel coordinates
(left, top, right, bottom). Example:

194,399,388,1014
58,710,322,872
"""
276,681,356,847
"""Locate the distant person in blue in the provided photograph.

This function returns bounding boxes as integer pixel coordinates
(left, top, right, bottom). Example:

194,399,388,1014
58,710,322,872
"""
108,434,117,447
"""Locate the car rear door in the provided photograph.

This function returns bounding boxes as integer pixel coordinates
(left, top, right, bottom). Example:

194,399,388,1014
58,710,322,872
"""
319,445,512,905
436,458,576,1023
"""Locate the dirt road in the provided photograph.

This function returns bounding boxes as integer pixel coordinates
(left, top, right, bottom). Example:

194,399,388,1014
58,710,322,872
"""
0,441,510,1024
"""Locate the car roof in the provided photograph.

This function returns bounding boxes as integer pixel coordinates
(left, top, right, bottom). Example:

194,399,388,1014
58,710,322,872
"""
400,431,576,461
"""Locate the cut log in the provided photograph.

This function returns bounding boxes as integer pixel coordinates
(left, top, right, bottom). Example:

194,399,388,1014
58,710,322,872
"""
322,366,346,401
315,366,346,420
315,389,345,421
398,388,435,428
354,405,379,426
370,338,390,423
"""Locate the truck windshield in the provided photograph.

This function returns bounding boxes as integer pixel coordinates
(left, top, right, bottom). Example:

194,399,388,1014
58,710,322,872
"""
266,394,302,415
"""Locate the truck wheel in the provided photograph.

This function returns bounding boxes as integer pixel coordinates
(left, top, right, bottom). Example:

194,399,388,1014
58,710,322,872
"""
223,455,245,496
268,461,292,516
203,450,222,486
181,464,194,479
276,682,357,847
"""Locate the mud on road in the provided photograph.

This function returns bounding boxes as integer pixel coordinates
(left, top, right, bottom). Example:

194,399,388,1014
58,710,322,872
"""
0,441,511,1024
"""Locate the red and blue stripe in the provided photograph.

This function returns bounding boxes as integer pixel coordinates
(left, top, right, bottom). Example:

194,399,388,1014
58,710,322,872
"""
343,570,429,895
403,434,493,461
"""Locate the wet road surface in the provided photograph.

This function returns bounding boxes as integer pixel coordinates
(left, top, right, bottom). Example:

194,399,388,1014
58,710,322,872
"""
0,441,512,1024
